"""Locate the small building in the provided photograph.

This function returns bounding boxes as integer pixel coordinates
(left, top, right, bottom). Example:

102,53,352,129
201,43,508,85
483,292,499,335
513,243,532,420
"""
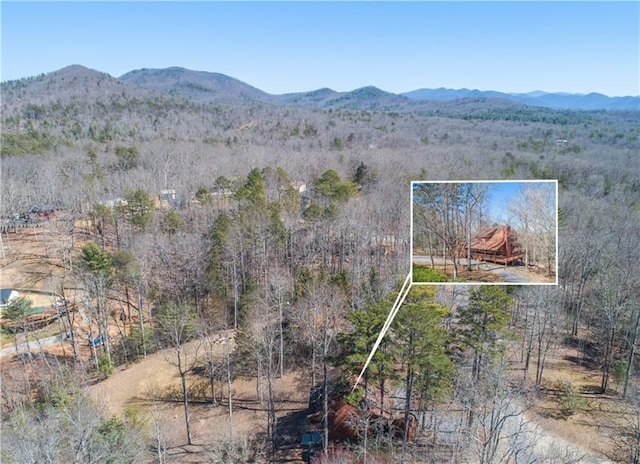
160,189,176,203
0,289,19,308
29,205,61,219
188,189,232,211
155,189,178,210
293,181,307,194
99,198,128,209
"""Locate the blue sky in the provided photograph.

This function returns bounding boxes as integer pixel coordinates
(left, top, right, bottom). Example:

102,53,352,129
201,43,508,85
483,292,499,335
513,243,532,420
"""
1,2,638,96
485,181,556,224
412,181,556,225
485,182,522,224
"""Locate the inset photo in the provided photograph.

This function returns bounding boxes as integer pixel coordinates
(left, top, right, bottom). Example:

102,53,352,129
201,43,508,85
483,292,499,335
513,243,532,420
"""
411,180,557,285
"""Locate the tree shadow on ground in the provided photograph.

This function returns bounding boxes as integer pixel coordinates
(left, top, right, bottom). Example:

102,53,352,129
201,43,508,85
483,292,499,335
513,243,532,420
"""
562,336,599,370
274,408,310,462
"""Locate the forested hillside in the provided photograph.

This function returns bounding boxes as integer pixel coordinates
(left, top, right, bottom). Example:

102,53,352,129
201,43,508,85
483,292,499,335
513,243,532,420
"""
1,65,639,463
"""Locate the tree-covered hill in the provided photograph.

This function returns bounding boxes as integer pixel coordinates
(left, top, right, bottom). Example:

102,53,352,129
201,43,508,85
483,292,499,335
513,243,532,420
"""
1,65,155,110
119,66,273,104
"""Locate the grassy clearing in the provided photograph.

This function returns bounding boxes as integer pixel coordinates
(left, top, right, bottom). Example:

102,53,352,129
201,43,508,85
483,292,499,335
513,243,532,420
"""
412,264,450,282
0,327,16,348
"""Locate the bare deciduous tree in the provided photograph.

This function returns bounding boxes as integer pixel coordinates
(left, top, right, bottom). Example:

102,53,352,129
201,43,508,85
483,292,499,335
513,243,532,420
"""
156,302,199,445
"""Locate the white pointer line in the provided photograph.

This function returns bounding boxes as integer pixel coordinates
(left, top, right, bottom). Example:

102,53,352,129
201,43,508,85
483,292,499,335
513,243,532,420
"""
352,273,413,391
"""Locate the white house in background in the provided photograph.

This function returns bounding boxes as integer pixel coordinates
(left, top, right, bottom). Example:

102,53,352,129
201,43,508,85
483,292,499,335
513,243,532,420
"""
160,189,176,203
0,289,19,308
156,189,178,210
99,198,128,209
293,181,307,193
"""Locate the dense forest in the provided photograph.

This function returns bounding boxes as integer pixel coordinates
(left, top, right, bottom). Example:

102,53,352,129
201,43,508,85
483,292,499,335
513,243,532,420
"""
1,65,639,463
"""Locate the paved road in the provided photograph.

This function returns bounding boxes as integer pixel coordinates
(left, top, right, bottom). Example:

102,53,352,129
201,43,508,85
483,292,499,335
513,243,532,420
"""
503,400,613,463
480,263,532,284
0,333,66,357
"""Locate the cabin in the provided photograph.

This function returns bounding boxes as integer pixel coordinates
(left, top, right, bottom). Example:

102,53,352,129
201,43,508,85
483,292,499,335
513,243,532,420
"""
29,205,61,219
465,225,524,265
305,379,417,446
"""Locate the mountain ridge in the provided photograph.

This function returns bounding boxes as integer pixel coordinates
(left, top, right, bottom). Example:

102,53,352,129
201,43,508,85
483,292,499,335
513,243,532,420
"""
2,64,638,112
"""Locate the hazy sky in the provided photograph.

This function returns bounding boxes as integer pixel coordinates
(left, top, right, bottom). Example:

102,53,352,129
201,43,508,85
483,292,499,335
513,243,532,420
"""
2,2,638,96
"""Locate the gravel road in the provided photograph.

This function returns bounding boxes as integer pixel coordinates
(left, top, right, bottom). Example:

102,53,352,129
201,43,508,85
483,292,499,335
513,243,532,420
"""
0,333,66,357
413,256,536,284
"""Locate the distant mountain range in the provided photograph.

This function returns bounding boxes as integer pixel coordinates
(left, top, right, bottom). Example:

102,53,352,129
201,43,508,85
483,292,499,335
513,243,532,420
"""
118,66,639,111
2,65,639,112
401,88,639,111
118,67,415,111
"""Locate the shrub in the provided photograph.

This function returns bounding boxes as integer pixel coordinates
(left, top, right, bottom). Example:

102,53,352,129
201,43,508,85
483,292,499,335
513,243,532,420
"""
558,381,585,418
412,264,449,283
97,353,114,378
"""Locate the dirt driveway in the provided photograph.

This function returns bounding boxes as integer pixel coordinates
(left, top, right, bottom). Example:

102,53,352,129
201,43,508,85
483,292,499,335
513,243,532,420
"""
88,336,309,462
